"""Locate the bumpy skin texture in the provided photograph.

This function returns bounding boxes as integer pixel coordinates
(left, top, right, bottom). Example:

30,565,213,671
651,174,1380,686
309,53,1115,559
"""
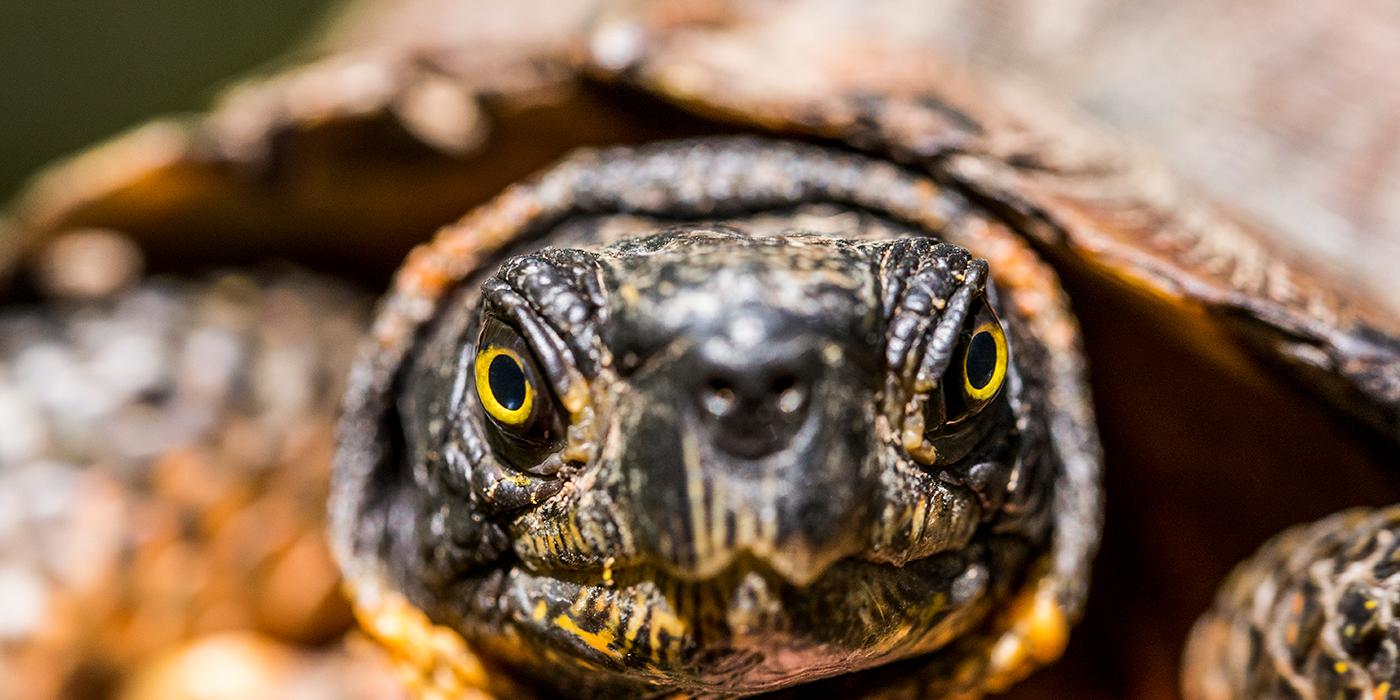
1184,507,1400,699
333,137,1101,697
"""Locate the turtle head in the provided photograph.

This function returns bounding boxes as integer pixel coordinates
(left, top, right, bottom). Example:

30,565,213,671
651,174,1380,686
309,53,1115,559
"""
330,139,1078,699
352,223,1052,693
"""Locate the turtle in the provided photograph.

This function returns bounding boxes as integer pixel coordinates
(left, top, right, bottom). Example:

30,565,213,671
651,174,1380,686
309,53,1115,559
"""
2,1,1399,699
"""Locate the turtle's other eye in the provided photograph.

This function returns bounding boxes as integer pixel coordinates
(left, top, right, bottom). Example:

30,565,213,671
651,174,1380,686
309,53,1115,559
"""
473,318,565,461
941,298,1009,426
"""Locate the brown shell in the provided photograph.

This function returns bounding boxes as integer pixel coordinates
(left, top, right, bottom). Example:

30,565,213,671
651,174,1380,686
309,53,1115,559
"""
4,1,1400,697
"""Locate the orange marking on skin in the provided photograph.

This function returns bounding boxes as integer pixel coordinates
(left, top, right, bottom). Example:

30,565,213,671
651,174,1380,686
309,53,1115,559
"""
347,582,503,697
982,584,1071,694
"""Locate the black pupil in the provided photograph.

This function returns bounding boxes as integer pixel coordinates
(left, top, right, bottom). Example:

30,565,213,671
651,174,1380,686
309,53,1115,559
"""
488,354,528,411
965,331,998,390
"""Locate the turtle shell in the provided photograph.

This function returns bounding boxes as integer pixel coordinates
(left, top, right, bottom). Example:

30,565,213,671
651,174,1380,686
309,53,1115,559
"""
3,1,1399,698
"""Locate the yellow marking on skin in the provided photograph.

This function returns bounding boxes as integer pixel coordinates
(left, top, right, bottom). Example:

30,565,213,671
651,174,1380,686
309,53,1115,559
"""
735,507,756,552
681,427,708,565
568,591,590,616
821,343,843,367
554,614,621,660
1367,599,1380,610
604,598,624,651
565,514,586,555
562,436,592,463
758,469,779,543
602,557,615,586
1375,681,1391,699
900,410,936,465
1335,661,1350,674
532,600,548,622
561,379,590,417
622,591,649,650
909,497,928,544
648,604,690,666
709,467,727,560
618,284,640,305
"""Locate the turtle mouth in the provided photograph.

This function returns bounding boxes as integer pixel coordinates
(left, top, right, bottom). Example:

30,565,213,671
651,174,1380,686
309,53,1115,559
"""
446,530,1019,695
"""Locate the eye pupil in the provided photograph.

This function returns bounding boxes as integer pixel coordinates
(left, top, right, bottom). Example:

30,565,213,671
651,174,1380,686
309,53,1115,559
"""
488,354,528,411
965,331,999,391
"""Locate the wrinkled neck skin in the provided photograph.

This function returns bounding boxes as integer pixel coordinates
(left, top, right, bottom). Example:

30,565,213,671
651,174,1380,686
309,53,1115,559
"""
358,200,1061,697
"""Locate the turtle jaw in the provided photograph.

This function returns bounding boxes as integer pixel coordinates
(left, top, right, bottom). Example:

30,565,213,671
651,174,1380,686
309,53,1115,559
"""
448,538,1014,696
459,380,1025,696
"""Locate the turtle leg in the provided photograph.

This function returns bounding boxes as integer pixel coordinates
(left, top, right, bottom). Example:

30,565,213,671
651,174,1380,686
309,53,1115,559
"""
1183,507,1400,699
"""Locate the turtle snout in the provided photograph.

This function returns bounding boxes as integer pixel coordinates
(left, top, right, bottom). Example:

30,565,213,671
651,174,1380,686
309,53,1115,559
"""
615,319,879,585
694,339,817,460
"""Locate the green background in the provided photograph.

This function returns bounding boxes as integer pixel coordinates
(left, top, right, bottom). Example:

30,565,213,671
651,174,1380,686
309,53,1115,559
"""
0,2,334,202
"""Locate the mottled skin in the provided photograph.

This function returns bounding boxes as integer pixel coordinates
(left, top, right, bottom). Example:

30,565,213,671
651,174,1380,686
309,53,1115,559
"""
333,138,1099,697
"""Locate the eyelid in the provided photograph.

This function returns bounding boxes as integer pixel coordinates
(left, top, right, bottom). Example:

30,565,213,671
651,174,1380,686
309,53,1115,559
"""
909,271,989,393
919,297,1008,443
481,292,587,414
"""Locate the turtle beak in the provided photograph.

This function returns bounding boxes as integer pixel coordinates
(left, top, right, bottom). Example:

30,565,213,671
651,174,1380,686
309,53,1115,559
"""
616,313,879,586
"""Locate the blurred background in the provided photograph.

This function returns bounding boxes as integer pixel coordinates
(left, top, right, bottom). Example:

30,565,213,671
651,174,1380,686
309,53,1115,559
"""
0,2,331,202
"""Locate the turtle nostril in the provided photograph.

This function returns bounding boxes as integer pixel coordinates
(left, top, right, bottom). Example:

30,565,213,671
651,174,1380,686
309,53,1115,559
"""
703,378,738,418
777,385,805,414
694,365,814,459
770,373,805,414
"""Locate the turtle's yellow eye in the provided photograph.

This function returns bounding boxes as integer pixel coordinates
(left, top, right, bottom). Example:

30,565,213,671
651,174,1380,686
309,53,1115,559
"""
935,297,1009,429
476,347,535,425
962,317,1007,402
471,316,567,467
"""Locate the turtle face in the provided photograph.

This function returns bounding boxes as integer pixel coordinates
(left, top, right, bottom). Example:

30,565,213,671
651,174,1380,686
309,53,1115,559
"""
387,226,1051,694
